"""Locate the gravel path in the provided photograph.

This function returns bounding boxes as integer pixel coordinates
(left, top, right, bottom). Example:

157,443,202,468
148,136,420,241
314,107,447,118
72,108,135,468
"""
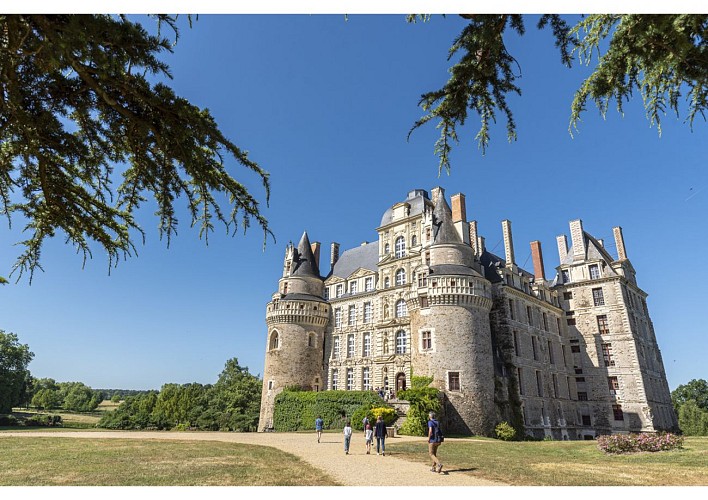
1,430,504,486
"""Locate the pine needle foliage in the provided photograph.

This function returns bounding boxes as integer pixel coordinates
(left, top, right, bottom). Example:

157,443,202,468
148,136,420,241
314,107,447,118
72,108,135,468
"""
409,14,706,174
0,15,272,283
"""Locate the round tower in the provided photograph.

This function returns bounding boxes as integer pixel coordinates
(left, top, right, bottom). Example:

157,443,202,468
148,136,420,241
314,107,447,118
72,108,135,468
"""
409,189,495,436
258,232,329,432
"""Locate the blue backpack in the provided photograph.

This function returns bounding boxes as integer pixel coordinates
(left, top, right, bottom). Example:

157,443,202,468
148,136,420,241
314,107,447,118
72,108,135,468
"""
432,420,444,443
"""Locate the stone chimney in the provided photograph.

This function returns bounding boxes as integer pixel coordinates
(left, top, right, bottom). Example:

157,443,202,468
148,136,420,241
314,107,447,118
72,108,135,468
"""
502,220,515,268
556,234,568,263
477,235,486,255
430,186,444,205
613,226,627,260
530,240,546,281
469,220,479,257
310,242,321,272
451,193,466,223
330,242,340,271
569,219,586,261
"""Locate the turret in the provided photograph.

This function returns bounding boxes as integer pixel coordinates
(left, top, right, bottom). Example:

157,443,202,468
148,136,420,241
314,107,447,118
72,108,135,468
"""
258,231,329,432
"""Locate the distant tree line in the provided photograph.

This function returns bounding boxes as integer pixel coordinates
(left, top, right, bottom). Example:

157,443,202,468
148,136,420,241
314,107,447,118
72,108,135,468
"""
97,358,262,432
30,378,103,412
671,379,708,436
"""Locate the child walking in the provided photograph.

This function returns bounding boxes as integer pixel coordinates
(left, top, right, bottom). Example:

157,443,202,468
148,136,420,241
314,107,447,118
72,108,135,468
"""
364,423,373,454
343,420,353,455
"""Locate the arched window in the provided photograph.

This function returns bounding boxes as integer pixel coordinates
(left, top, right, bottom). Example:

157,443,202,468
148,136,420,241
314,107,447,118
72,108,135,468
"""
395,299,408,318
395,268,406,286
395,330,407,354
395,236,406,258
269,331,279,350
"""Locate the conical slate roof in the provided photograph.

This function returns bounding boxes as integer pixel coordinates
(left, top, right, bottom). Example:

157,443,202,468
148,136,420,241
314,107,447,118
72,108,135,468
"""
290,231,320,278
432,189,462,245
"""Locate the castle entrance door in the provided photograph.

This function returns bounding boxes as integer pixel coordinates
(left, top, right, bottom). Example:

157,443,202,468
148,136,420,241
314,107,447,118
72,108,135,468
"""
395,373,406,393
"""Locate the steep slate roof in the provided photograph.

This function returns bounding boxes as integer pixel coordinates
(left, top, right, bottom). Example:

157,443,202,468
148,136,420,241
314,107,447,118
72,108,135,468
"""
291,231,320,278
431,189,462,245
328,242,378,279
562,231,617,265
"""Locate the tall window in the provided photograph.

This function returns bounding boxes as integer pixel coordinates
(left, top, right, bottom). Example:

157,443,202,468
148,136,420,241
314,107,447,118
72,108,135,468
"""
384,243,390,254
336,284,343,298
395,330,407,354
395,268,406,286
349,280,358,294
597,314,609,335
612,404,624,421
333,337,340,359
334,308,342,328
552,374,559,398
508,299,515,320
363,302,372,323
395,299,408,318
562,270,570,283
269,331,279,350
395,236,406,258
608,376,619,396
363,333,371,357
527,306,533,325
347,368,354,390
448,372,461,391
365,277,374,292
347,334,355,358
589,264,600,279
348,305,356,325
547,340,554,364
384,277,390,288
531,336,538,361
517,368,524,395
363,367,370,390
422,330,432,350
332,369,338,390
542,312,548,331
592,287,605,306
513,331,520,356
601,343,615,367
536,371,544,397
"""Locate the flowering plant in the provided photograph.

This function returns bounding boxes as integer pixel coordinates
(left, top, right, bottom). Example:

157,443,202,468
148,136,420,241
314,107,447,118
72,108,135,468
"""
597,432,683,454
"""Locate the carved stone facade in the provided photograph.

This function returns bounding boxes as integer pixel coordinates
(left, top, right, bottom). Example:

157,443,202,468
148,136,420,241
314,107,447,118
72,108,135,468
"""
258,188,678,438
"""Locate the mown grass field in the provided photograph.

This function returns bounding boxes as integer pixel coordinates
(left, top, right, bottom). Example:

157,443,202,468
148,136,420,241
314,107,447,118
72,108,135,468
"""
389,436,708,486
0,436,339,486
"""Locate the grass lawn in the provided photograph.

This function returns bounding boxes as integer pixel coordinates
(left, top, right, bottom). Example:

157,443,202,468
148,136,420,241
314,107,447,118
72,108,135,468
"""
387,436,708,486
0,437,340,486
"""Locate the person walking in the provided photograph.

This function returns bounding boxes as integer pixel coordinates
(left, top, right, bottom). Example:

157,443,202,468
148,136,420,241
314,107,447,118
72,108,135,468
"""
374,415,387,456
427,411,443,473
343,420,353,455
364,423,373,454
315,415,324,443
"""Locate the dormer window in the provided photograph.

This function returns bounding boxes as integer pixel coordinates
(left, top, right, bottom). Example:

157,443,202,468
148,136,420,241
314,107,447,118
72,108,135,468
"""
336,284,343,298
589,264,600,280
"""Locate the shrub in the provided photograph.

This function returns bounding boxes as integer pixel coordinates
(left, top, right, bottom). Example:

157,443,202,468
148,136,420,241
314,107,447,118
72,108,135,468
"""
397,377,441,437
597,433,684,454
495,421,517,441
0,414,19,426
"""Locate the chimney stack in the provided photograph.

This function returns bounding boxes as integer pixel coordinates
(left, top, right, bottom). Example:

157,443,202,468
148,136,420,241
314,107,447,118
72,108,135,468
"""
556,234,568,262
469,220,479,257
310,242,321,271
330,242,340,271
569,219,586,261
477,236,486,255
530,240,546,281
451,193,467,223
613,226,627,260
502,220,515,268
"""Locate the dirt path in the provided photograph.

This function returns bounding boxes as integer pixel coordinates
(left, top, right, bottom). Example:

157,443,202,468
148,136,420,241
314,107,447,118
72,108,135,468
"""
0,430,504,486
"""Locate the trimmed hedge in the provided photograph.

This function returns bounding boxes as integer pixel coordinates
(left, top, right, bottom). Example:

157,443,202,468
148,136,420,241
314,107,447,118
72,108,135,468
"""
273,390,392,431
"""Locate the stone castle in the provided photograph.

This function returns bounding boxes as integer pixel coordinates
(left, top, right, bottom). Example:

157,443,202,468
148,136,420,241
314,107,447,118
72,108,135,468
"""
258,187,678,438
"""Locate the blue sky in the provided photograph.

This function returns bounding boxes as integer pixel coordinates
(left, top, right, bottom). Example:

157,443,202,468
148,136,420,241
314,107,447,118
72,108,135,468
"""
1,13,706,392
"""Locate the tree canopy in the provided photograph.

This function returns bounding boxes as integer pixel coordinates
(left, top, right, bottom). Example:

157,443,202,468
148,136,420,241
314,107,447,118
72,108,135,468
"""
0,330,34,413
1,14,271,283
1,14,705,279
410,14,707,174
671,379,708,436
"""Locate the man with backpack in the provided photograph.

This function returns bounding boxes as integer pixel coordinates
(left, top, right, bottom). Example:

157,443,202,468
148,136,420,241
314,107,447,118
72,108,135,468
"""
427,411,443,473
